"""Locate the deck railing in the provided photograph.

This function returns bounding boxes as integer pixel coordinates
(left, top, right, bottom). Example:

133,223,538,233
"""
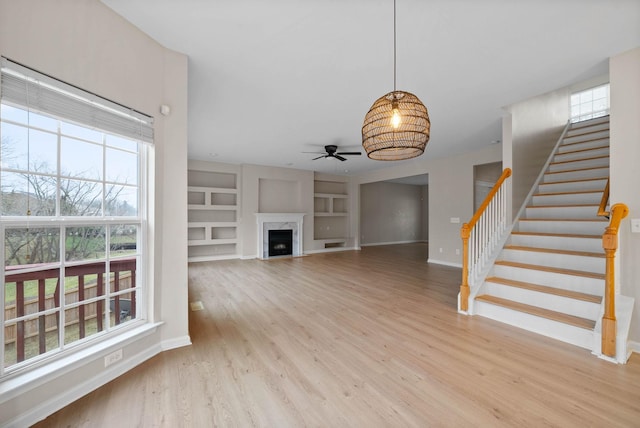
460,168,512,312
4,258,136,364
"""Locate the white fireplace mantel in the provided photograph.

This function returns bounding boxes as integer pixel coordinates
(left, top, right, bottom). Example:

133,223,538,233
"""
255,213,305,259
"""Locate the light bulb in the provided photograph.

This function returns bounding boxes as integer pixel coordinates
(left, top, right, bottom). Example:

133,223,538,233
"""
391,100,401,129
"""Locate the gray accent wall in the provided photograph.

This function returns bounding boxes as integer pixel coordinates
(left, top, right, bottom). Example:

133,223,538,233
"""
360,182,428,246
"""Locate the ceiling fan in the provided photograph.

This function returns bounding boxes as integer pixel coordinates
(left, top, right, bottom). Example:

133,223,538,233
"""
308,145,362,161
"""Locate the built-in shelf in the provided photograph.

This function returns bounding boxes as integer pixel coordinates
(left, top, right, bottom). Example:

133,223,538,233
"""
188,165,240,262
313,178,349,242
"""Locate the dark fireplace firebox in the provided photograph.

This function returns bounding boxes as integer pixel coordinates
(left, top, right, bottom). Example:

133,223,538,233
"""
268,229,293,257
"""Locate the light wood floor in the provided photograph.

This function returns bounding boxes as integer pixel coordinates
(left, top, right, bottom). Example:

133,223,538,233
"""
35,243,640,427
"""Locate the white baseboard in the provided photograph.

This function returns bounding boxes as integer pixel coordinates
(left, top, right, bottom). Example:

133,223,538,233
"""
162,335,192,351
360,240,427,247
240,255,257,260
427,258,463,268
628,340,640,355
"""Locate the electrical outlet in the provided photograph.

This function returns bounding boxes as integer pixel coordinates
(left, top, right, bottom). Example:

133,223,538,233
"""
450,217,460,224
455,249,460,255
631,219,640,233
104,349,123,367
439,248,443,253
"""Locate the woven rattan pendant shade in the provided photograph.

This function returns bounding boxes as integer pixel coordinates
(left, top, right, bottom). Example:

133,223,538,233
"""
361,0,430,161
362,90,430,160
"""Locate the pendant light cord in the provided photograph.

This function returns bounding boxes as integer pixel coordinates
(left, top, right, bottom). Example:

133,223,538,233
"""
393,0,397,92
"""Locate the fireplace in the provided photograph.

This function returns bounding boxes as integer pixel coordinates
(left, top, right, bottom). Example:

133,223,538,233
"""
268,229,293,257
255,213,305,259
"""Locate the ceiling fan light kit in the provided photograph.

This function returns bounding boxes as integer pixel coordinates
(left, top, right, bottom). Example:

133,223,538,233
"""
362,0,430,161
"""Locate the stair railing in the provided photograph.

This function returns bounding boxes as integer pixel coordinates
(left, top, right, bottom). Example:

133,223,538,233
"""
601,203,628,357
597,178,610,218
460,168,512,312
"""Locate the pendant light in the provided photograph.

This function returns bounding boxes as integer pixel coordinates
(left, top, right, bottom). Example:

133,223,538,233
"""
362,0,430,160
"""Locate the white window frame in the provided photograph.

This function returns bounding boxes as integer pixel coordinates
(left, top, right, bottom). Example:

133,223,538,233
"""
0,58,152,377
570,83,610,123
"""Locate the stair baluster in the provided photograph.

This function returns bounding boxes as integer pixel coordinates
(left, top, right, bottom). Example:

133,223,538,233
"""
460,168,512,312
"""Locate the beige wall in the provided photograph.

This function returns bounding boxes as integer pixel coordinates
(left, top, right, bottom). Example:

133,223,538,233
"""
0,0,189,425
504,89,569,214
610,47,640,343
360,182,425,246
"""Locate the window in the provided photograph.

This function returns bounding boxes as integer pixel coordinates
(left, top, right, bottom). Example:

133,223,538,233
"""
1,59,152,375
570,83,609,123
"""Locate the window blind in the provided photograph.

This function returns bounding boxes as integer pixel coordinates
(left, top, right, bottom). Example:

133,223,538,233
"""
0,57,153,143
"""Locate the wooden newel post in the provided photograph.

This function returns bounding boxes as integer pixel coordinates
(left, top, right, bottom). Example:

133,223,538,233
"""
601,203,629,358
601,226,617,357
460,223,471,312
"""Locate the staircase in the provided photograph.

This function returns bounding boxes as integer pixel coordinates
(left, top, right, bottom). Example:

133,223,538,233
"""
473,116,610,351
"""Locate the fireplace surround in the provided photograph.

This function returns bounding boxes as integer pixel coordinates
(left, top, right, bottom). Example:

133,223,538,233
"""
255,213,305,259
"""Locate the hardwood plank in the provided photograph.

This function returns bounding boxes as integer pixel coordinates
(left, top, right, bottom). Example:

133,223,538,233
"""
475,294,596,330
34,244,640,427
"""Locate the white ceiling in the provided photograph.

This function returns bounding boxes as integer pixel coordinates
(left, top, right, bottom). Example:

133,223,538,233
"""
102,0,639,176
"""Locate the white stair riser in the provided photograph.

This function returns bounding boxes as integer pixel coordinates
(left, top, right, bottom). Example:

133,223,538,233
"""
562,130,609,145
553,147,609,162
558,138,609,153
482,282,601,319
538,178,607,194
548,157,609,172
543,167,609,182
566,122,609,137
569,116,609,129
500,249,605,274
525,205,601,219
531,192,603,206
474,300,594,349
509,234,603,253
492,264,604,295
517,220,606,235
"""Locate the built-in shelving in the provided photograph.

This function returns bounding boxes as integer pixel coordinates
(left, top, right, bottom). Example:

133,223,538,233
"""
187,164,240,262
313,177,349,247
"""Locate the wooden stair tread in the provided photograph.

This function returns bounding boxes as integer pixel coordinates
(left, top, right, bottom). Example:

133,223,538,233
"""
519,218,606,222
557,145,609,156
539,176,608,186
494,260,605,279
485,277,602,303
511,231,600,239
561,136,610,147
526,203,599,208
475,295,596,330
565,127,609,138
504,245,604,258
544,165,609,175
550,155,609,166
534,189,605,196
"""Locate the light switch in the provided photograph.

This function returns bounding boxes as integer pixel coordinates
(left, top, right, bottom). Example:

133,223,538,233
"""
450,217,460,224
631,218,640,233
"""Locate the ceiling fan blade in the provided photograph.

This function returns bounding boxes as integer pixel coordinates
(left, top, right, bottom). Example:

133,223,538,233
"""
312,155,327,160
334,154,347,161
336,151,361,156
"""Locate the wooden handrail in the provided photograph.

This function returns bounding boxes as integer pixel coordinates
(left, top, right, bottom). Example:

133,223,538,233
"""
460,168,512,312
601,203,629,357
467,168,512,230
597,178,610,217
